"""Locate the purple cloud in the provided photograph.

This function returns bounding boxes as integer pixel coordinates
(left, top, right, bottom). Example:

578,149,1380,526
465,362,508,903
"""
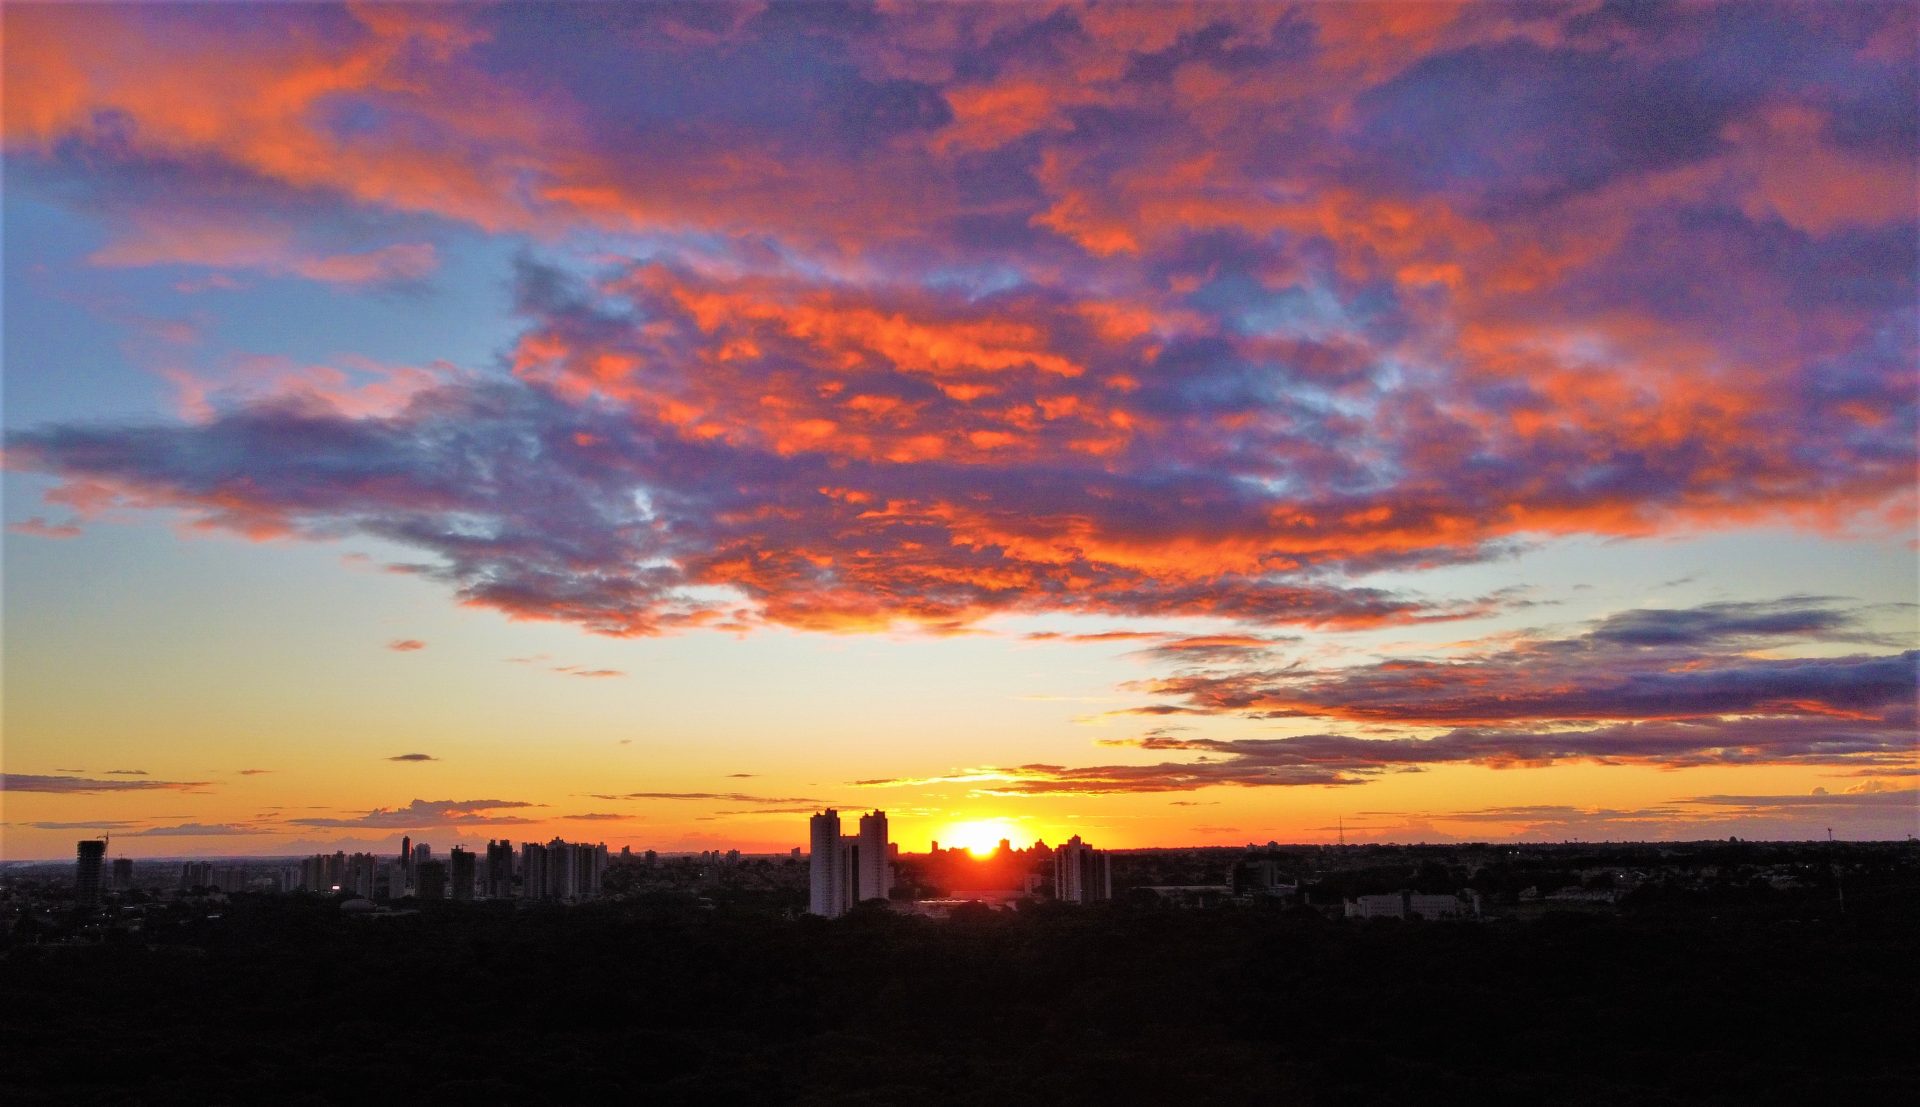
2,5,1906,643
129,822,267,837
287,798,538,829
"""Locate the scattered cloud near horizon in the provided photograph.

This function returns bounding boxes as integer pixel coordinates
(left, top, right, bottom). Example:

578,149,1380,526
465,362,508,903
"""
386,753,438,763
1350,787,1920,842
129,822,267,837
288,799,538,829
2,774,213,795
8,820,146,832
386,639,427,652
585,792,834,806
857,600,1917,795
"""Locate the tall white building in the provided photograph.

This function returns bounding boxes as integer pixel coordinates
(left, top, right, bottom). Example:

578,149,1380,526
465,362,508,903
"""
1054,835,1112,904
809,809,846,917
808,809,894,917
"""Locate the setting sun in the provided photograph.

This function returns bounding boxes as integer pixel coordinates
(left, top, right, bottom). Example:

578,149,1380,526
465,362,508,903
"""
940,820,1023,858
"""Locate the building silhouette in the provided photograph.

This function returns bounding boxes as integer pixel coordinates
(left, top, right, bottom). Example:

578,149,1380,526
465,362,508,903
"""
485,839,515,898
110,857,134,890
1344,891,1471,920
807,809,893,917
415,859,448,901
516,838,604,901
74,840,106,906
347,853,379,898
858,810,893,905
448,848,476,902
520,841,549,900
1053,835,1112,904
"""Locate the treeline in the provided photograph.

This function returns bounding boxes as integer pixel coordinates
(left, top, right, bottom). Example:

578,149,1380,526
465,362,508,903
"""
3,887,1914,1104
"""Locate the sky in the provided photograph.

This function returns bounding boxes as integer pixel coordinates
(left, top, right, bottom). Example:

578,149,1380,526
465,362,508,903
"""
2,1,1915,860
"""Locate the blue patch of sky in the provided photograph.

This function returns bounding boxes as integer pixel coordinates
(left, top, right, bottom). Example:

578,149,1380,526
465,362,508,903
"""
3,191,172,424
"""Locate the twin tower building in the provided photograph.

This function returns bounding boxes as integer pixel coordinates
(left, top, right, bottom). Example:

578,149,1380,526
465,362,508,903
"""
808,808,892,918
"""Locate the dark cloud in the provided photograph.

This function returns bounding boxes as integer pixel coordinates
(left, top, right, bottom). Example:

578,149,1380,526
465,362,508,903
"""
386,753,438,762
1686,790,1919,810
860,710,1916,796
1360,788,1920,840
128,822,266,837
1139,650,1915,727
1588,598,1899,648
287,799,537,829
709,807,833,816
586,792,831,805
2,773,212,794
104,769,149,775
1129,601,1915,728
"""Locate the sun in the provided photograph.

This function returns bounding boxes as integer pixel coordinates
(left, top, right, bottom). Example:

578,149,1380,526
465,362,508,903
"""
941,819,1022,857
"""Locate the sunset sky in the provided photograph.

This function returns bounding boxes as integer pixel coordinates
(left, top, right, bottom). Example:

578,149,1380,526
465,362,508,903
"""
3,1,1915,860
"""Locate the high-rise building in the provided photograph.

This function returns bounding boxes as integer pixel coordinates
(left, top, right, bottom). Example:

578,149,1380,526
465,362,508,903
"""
111,857,134,890
400,836,412,877
382,861,408,900
576,840,599,894
520,841,548,900
857,810,892,904
296,855,328,892
808,809,892,916
485,839,515,898
1053,836,1112,904
507,838,603,902
415,859,448,901
809,809,846,917
347,852,379,898
75,840,106,906
546,837,575,899
181,860,214,890
411,843,430,870
448,848,475,902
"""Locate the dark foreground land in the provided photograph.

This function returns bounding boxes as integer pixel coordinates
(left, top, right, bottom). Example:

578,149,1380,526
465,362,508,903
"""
5,877,1916,1107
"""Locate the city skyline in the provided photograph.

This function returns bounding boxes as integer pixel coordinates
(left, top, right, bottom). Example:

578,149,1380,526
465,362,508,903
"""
4,3,1917,860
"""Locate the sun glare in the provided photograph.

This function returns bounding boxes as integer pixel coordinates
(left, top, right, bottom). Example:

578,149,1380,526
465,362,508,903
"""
941,819,1021,857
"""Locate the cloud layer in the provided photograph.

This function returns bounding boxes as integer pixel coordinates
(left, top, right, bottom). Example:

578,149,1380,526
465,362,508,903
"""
287,798,537,829
861,600,1918,793
3,3,1911,639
